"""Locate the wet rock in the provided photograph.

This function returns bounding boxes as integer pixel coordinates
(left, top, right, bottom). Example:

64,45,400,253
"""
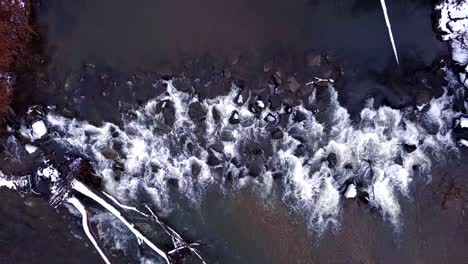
282,96,300,108
162,104,176,126
403,144,417,153
167,178,179,187
263,61,273,72
230,54,240,65
327,153,338,168
248,163,262,177
268,94,282,110
264,113,277,123
344,163,353,170
223,68,232,79
293,144,306,157
293,110,307,123
343,183,357,199
31,121,47,140
252,85,269,96
287,76,301,93
306,53,321,67
188,102,207,122
112,161,125,172
229,111,240,124
246,141,263,156
207,152,221,166
358,191,370,204
256,98,266,109
212,107,221,123
220,131,235,142
273,71,282,86
272,172,283,180
394,155,403,166
25,144,38,154
271,128,284,139
172,78,192,93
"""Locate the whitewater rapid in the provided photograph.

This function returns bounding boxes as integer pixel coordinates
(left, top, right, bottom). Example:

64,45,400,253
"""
43,72,463,237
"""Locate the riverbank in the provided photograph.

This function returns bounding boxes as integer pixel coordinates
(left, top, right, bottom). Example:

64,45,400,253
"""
0,0,32,122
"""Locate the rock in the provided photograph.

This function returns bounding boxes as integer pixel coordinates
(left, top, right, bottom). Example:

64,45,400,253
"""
327,153,338,168
229,111,240,124
263,61,273,72
344,183,357,199
264,113,277,123
293,110,307,123
230,54,240,65
293,144,306,157
246,142,262,156
458,138,468,147
307,54,321,67
287,76,301,93
248,163,262,177
188,102,207,122
271,128,283,139
456,115,468,128
167,178,179,187
223,68,232,79
256,98,266,109
235,93,245,105
403,144,417,153
25,144,38,154
273,71,282,85
282,96,300,108
191,162,202,176
162,104,176,126
212,107,221,123
272,172,283,180
207,152,221,166
268,94,282,110
31,121,47,140
394,155,403,166
172,78,192,93
344,163,353,170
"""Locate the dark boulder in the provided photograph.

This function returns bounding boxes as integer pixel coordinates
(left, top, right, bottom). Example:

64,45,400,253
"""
403,144,417,153
229,111,240,125
327,153,338,168
188,102,207,122
271,128,284,140
172,78,192,93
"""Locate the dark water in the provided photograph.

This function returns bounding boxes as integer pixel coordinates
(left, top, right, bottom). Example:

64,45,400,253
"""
39,0,444,72
2,0,467,263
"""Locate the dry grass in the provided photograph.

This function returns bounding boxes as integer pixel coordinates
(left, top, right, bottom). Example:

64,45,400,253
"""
0,0,31,122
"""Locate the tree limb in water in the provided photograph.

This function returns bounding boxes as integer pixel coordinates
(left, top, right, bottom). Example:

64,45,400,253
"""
379,0,399,64
70,179,171,264
102,191,207,263
67,196,112,264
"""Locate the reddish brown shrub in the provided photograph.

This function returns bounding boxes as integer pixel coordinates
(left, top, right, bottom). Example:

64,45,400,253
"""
0,0,31,122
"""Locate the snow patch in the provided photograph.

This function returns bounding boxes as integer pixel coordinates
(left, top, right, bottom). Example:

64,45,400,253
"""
344,184,357,199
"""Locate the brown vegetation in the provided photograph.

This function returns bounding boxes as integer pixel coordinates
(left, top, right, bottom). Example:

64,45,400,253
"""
0,0,31,121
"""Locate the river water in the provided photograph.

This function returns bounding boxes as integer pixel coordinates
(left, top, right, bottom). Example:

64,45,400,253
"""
1,0,467,263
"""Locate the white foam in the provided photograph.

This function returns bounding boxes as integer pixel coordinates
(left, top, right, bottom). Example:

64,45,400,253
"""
45,76,461,235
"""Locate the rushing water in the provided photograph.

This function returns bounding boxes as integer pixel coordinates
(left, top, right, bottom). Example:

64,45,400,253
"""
1,0,467,263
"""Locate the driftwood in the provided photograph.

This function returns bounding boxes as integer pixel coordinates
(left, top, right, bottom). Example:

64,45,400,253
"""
67,179,207,264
